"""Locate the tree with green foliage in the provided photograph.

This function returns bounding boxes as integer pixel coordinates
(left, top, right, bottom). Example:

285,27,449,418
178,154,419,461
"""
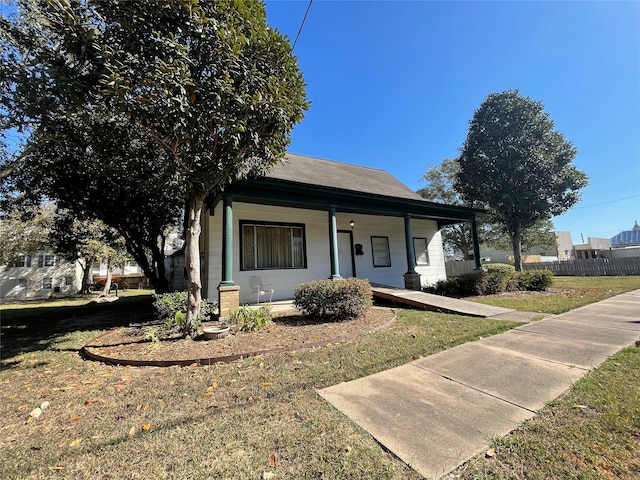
418,158,480,260
1,1,308,336
456,90,587,270
50,212,128,295
419,158,557,260
0,203,54,265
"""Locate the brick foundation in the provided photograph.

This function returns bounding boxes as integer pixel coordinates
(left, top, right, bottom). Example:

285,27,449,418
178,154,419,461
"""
403,273,422,291
217,285,240,320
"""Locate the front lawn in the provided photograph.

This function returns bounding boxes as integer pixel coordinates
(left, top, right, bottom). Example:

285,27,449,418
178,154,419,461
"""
0,308,515,480
469,275,640,314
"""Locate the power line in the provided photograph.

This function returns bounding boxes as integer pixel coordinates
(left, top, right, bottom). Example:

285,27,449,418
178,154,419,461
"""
292,0,313,52
574,194,640,209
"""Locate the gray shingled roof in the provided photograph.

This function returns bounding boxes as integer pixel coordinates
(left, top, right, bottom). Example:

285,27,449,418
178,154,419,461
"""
266,153,424,202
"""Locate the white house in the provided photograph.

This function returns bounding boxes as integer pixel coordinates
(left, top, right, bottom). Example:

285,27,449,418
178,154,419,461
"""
201,154,483,317
0,251,82,300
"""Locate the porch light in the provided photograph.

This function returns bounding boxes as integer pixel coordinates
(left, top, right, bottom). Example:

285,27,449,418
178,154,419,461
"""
349,219,355,229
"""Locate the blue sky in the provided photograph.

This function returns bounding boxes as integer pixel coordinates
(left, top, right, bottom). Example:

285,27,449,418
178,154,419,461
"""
265,0,640,244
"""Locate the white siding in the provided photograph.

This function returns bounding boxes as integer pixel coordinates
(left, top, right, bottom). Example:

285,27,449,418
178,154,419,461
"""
204,203,447,303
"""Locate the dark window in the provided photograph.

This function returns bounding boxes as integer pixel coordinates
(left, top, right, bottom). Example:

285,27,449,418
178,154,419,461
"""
371,236,391,267
241,222,306,270
413,238,430,265
42,277,53,289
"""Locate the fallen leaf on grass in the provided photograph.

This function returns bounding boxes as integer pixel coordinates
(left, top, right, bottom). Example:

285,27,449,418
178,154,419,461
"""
486,448,496,458
571,404,588,410
66,416,82,423
69,439,82,448
262,472,276,480
202,392,213,398
261,382,273,387
128,426,137,437
48,466,64,472
84,399,99,405
142,423,151,431
269,453,277,466
18,404,28,412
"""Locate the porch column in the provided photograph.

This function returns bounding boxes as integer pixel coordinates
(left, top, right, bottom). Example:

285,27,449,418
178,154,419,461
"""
404,214,417,274
220,194,235,286
218,194,239,320
328,207,342,280
471,218,482,270
403,214,421,290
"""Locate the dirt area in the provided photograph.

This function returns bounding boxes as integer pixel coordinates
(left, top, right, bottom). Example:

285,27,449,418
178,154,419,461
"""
81,307,397,366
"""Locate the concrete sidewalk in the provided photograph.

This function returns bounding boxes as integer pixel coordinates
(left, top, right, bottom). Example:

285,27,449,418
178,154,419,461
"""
318,290,640,479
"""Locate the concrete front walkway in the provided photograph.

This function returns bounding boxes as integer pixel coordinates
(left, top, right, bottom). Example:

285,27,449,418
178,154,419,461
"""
319,290,640,479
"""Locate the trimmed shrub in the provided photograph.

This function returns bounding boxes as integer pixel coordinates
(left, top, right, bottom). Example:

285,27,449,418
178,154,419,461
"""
426,272,484,297
483,264,519,294
484,263,516,273
230,304,272,331
293,278,372,320
518,270,554,291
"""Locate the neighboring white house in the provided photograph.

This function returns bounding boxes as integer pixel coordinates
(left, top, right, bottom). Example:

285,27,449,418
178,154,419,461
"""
201,154,483,316
0,252,83,300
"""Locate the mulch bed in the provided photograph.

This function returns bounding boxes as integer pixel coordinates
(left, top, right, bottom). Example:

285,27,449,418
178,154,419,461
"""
81,307,397,367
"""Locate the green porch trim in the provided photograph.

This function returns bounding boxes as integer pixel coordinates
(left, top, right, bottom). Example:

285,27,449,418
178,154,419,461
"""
404,214,417,274
472,218,482,270
328,207,342,280
220,195,235,287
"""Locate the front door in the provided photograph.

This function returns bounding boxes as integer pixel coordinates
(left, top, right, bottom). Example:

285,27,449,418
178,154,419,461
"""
337,231,355,278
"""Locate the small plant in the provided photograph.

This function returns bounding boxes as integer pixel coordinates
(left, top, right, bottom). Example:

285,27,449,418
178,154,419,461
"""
151,291,218,339
143,326,161,351
230,304,273,332
293,278,372,320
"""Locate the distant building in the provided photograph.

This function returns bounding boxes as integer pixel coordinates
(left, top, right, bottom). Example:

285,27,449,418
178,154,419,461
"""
611,221,640,248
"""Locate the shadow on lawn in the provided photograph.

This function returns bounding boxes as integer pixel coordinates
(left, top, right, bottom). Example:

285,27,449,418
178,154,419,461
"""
0,295,155,368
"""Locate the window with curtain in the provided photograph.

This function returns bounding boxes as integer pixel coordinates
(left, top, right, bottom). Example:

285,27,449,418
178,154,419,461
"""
413,237,430,265
371,236,391,267
241,222,306,270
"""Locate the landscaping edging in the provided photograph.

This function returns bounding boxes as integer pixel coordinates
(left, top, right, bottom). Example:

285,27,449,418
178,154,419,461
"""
79,310,398,367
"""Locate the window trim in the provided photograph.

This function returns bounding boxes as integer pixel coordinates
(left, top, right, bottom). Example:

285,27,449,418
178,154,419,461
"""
371,236,391,268
413,237,430,266
42,277,53,290
239,220,307,271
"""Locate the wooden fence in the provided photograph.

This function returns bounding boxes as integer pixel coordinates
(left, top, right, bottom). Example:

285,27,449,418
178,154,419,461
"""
523,258,640,276
445,257,640,277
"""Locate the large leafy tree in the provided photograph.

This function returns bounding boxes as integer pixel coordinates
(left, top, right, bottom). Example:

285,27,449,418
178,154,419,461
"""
419,158,556,260
456,90,587,270
1,0,308,336
418,158,481,260
0,202,54,265
50,211,127,295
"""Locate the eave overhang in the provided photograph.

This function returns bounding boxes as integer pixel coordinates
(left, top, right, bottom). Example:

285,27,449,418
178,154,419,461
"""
211,178,484,228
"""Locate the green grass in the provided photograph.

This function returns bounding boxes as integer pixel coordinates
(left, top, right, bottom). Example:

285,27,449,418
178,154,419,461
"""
1,278,638,479
470,276,640,314
454,347,640,480
0,308,517,480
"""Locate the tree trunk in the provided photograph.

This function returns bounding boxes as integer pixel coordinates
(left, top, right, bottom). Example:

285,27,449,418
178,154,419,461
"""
510,222,524,272
184,193,205,338
100,259,113,296
79,259,91,294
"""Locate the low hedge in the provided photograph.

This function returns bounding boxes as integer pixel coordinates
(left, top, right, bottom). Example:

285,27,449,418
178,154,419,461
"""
426,268,553,297
293,278,372,320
